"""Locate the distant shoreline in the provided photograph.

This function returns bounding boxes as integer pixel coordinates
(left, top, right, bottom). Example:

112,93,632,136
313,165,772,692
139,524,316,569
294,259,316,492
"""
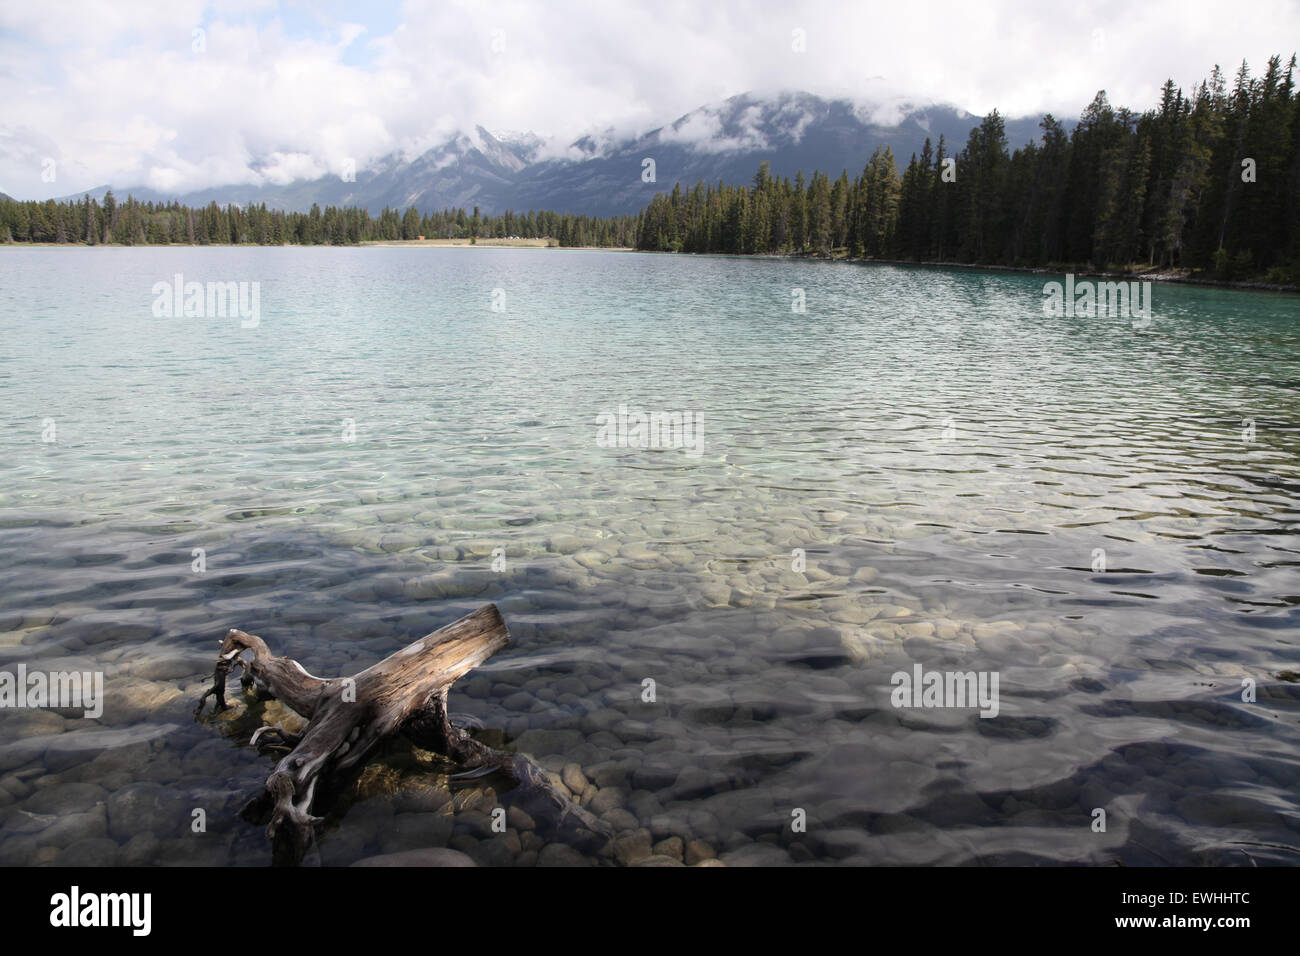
853,256,1300,295
635,248,1300,295
360,238,633,250
0,238,634,252
3,239,1295,293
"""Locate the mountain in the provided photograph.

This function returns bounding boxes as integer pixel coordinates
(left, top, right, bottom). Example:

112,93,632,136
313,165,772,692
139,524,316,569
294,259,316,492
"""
502,92,1056,215
62,92,1067,217
72,126,541,213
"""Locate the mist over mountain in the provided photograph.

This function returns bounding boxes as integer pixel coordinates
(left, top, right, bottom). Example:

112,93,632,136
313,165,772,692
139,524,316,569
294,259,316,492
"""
61,92,1066,217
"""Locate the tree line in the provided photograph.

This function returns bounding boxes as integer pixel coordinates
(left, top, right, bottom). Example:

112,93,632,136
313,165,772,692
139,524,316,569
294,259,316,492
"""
3,55,1296,281
0,192,637,248
634,55,1300,283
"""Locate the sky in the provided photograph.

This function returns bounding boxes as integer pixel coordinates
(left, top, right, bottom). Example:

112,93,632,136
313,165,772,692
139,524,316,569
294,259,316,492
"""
1,0,1296,199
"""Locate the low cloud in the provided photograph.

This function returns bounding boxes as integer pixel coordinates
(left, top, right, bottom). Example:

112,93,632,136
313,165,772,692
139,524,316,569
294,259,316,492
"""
659,106,772,154
0,0,1294,199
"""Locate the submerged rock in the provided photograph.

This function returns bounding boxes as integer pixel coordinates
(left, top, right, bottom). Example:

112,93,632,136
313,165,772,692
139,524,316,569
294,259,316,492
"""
107,781,192,841
24,781,106,816
720,843,793,867
613,829,653,865
54,837,120,866
537,843,591,867
684,839,716,865
652,836,684,861
351,848,477,867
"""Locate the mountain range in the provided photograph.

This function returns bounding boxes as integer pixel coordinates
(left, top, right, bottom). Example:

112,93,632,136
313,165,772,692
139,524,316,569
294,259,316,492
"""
56,92,1066,217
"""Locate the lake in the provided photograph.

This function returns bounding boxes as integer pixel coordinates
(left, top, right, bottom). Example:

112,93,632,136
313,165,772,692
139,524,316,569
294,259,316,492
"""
1,245,1298,866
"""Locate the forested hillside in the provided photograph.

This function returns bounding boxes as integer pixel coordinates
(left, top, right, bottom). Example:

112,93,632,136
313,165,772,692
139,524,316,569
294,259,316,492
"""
634,56,1300,283
0,194,637,248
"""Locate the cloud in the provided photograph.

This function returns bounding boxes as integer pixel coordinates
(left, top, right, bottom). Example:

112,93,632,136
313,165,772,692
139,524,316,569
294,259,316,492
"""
0,0,1295,199
660,105,774,154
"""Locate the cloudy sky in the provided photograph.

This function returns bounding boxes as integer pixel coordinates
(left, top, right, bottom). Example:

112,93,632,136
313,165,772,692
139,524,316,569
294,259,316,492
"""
1,0,1295,199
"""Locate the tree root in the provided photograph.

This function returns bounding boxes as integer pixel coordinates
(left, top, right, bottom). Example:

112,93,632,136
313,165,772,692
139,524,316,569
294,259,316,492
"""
195,603,611,864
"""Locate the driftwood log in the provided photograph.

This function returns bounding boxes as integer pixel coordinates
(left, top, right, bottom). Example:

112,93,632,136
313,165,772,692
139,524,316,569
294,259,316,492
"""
195,603,611,864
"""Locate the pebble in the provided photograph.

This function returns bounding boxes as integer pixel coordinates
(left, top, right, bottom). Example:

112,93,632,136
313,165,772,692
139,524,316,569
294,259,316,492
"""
720,843,793,867
45,724,180,774
24,781,106,816
388,811,455,848
41,807,108,848
589,788,625,815
54,837,120,866
671,766,730,801
561,763,588,794
586,760,633,789
121,832,162,866
130,655,202,682
107,781,193,842
684,839,716,865
456,810,496,839
0,710,67,736
652,836,684,861
467,839,514,867
514,728,585,758
701,582,731,607
537,843,591,867
507,806,536,831
352,848,477,867
601,808,640,831
614,829,653,865
547,535,587,554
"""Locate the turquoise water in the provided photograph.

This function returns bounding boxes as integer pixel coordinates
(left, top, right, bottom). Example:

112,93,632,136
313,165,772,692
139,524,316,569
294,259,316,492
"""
1,245,1298,866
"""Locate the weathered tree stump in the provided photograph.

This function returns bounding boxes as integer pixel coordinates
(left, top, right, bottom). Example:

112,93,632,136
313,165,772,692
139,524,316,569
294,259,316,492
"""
195,603,611,865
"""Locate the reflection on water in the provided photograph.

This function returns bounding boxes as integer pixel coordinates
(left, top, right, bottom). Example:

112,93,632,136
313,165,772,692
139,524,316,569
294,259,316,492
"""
1,247,1298,866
